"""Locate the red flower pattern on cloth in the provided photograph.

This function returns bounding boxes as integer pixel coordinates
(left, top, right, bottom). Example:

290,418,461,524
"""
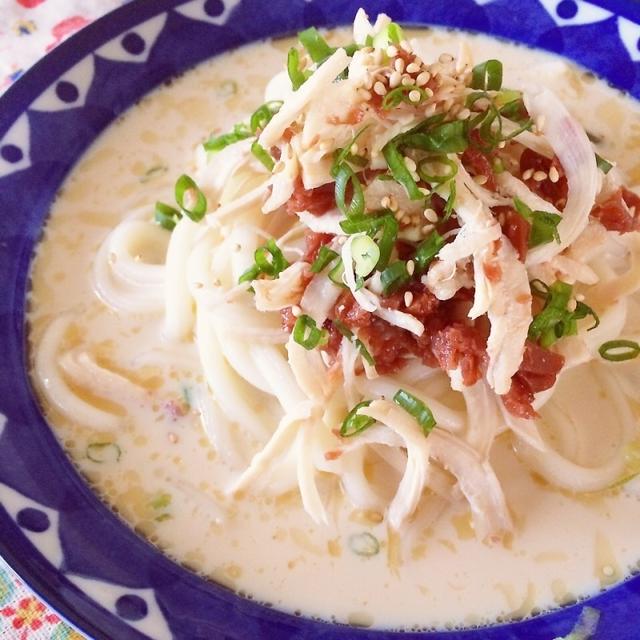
16,0,47,8
1,596,60,637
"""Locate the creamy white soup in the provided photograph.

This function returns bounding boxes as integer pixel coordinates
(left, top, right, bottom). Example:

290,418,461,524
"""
29,15,640,631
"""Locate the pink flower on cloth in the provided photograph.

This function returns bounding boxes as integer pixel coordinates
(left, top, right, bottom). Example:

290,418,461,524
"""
47,16,91,51
1,596,60,638
16,0,48,8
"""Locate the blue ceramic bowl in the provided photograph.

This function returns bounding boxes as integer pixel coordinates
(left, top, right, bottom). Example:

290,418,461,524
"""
1,1,640,638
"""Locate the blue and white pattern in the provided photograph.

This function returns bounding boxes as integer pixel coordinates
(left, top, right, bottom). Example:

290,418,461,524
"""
1,1,640,639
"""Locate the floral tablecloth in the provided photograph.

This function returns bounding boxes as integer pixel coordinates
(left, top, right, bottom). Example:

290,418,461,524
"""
1,4,125,637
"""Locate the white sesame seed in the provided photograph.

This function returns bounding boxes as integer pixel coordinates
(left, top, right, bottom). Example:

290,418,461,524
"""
423,87,434,99
533,170,548,182
401,75,413,87
549,166,560,183
168,432,178,444
439,53,454,64
381,196,391,209
576,293,585,302
394,57,405,73
350,143,359,155
456,107,471,120
522,168,534,181
373,81,387,96
418,186,430,195
409,89,422,103
404,291,414,307
389,71,402,89
602,565,615,577
535,115,546,132
404,156,417,172
386,45,398,57
406,62,421,74
473,174,488,186
291,305,302,317
406,260,415,276
567,299,577,312
416,71,430,87
388,195,398,212
498,141,506,149
399,39,412,53
394,209,404,221
413,56,423,67
424,208,438,223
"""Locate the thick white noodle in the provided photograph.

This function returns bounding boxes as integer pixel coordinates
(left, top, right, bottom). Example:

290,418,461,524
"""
34,316,120,431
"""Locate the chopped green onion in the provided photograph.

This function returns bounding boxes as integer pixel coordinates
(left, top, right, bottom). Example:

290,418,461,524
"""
401,120,469,154
351,235,380,278
340,400,375,437
249,101,283,134
251,141,275,171
311,246,339,273
471,59,503,91
150,493,172,510
203,122,252,152
382,85,429,110
355,339,375,366
372,21,404,49
598,339,640,362
331,125,370,176
328,259,347,288
513,197,561,247
238,238,289,283
175,174,207,222
530,278,550,299
154,202,181,231
528,280,596,347
571,301,600,331
87,442,121,464
417,155,458,184
287,47,311,90
348,532,380,557
442,181,457,221
254,239,288,275
494,89,521,109
393,389,436,435
414,231,445,274
298,27,334,63
334,164,365,218
293,314,328,350
140,164,168,183
340,214,399,271
380,261,410,295
595,153,613,174
382,141,424,200
333,320,376,366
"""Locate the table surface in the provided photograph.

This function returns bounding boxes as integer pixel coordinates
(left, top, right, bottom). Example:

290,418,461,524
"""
1,4,124,638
